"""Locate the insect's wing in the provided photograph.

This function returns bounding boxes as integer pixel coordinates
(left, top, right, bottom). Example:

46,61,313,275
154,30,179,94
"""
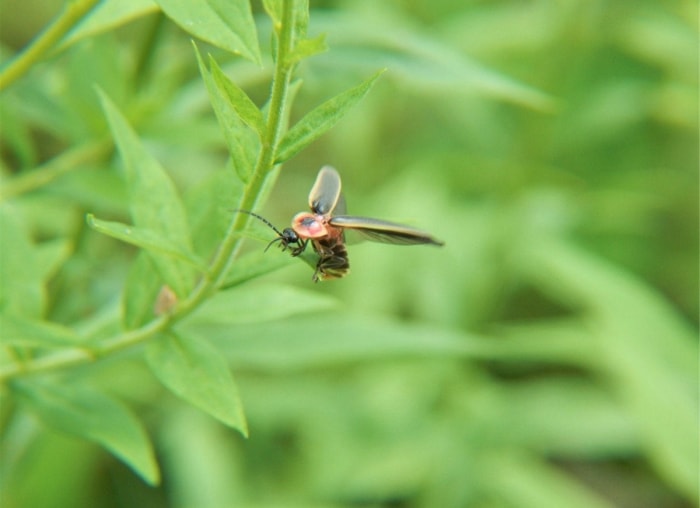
333,194,347,242
329,216,444,246
308,166,342,215
333,192,347,216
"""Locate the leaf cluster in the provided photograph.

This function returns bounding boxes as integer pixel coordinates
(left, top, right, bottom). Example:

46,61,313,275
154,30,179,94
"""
1,0,381,487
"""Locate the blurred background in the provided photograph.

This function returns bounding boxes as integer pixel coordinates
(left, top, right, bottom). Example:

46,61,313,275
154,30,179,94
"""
1,0,697,507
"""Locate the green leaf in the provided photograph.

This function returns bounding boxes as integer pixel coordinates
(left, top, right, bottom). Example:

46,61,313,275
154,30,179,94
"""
183,284,337,327
0,206,44,318
156,410,242,506
146,333,248,436
0,313,82,348
291,0,310,42
194,45,258,182
122,252,163,329
262,0,282,28
209,55,265,137
484,453,614,508
86,214,205,270
185,168,243,259
14,380,160,485
281,78,304,132
156,0,260,64
484,320,595,367
0,104,36,169
523,240,699,499
220,250,297,288
184,313,476,370
35,238,73,282
499,379,638,456
205,0,261,64
98,91,196,297
275,70,385,164
61,0,159,50
286,33,328,66
310,12,556,110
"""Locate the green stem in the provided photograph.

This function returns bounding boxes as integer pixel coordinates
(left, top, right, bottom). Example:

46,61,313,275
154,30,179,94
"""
210,0,296,288
166,0,296,316
0,0,101,92
0,0,300,382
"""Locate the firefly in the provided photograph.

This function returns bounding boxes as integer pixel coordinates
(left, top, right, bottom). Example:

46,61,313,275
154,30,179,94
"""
241,166,444,282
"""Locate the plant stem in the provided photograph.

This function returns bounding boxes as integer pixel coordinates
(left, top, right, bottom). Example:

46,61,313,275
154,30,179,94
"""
211,0,296,288
0,0,299,382
0,0,101,92
167,0,296,316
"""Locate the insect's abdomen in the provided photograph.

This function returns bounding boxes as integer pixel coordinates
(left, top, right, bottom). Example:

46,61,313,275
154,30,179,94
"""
312,236,349,281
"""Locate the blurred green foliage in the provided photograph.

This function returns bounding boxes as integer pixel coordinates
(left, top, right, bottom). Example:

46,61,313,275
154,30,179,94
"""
0,0,697,507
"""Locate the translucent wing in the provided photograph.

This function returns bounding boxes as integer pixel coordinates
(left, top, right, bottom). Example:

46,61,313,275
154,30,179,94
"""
329,215,444,246
333,192,347,216
308,166,342,215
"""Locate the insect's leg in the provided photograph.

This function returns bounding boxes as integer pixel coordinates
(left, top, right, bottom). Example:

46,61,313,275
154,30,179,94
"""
291,239,308,257
321,254,350,271
313,244,349,282
312,260,323,283
264,236,284,252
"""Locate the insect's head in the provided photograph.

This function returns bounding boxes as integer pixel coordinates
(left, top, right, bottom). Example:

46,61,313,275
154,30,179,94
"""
237,210,305,255
266,227,303,254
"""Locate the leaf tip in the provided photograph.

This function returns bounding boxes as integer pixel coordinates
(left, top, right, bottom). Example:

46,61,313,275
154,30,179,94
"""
94,85,112,111
373,68,388,80
141,462,162,486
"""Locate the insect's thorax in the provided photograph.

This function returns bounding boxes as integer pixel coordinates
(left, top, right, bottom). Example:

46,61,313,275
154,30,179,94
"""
291,212,326,239
291,212,342,240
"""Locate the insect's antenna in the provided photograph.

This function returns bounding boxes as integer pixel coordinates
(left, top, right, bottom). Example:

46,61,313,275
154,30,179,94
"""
235,209,284,237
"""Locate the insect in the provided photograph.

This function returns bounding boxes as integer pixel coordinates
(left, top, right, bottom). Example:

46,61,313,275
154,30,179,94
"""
241,166,444,282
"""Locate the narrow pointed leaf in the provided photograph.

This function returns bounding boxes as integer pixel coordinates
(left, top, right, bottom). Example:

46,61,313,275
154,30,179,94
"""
310,12,556,110
146,333,248,436
0,207,44,318
98,91,196,297
291,0,310,42
35,238,72,282
262,0,282,27
205,0,261,64
194,45,257,182
209,55,265,137
14,380,160,485
183,284,337,327
275,70,384,164
87,214,205,270
286,33,328,66
524,241,698,498
123,252,163,329
189,313,475,370
156,0,260,64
